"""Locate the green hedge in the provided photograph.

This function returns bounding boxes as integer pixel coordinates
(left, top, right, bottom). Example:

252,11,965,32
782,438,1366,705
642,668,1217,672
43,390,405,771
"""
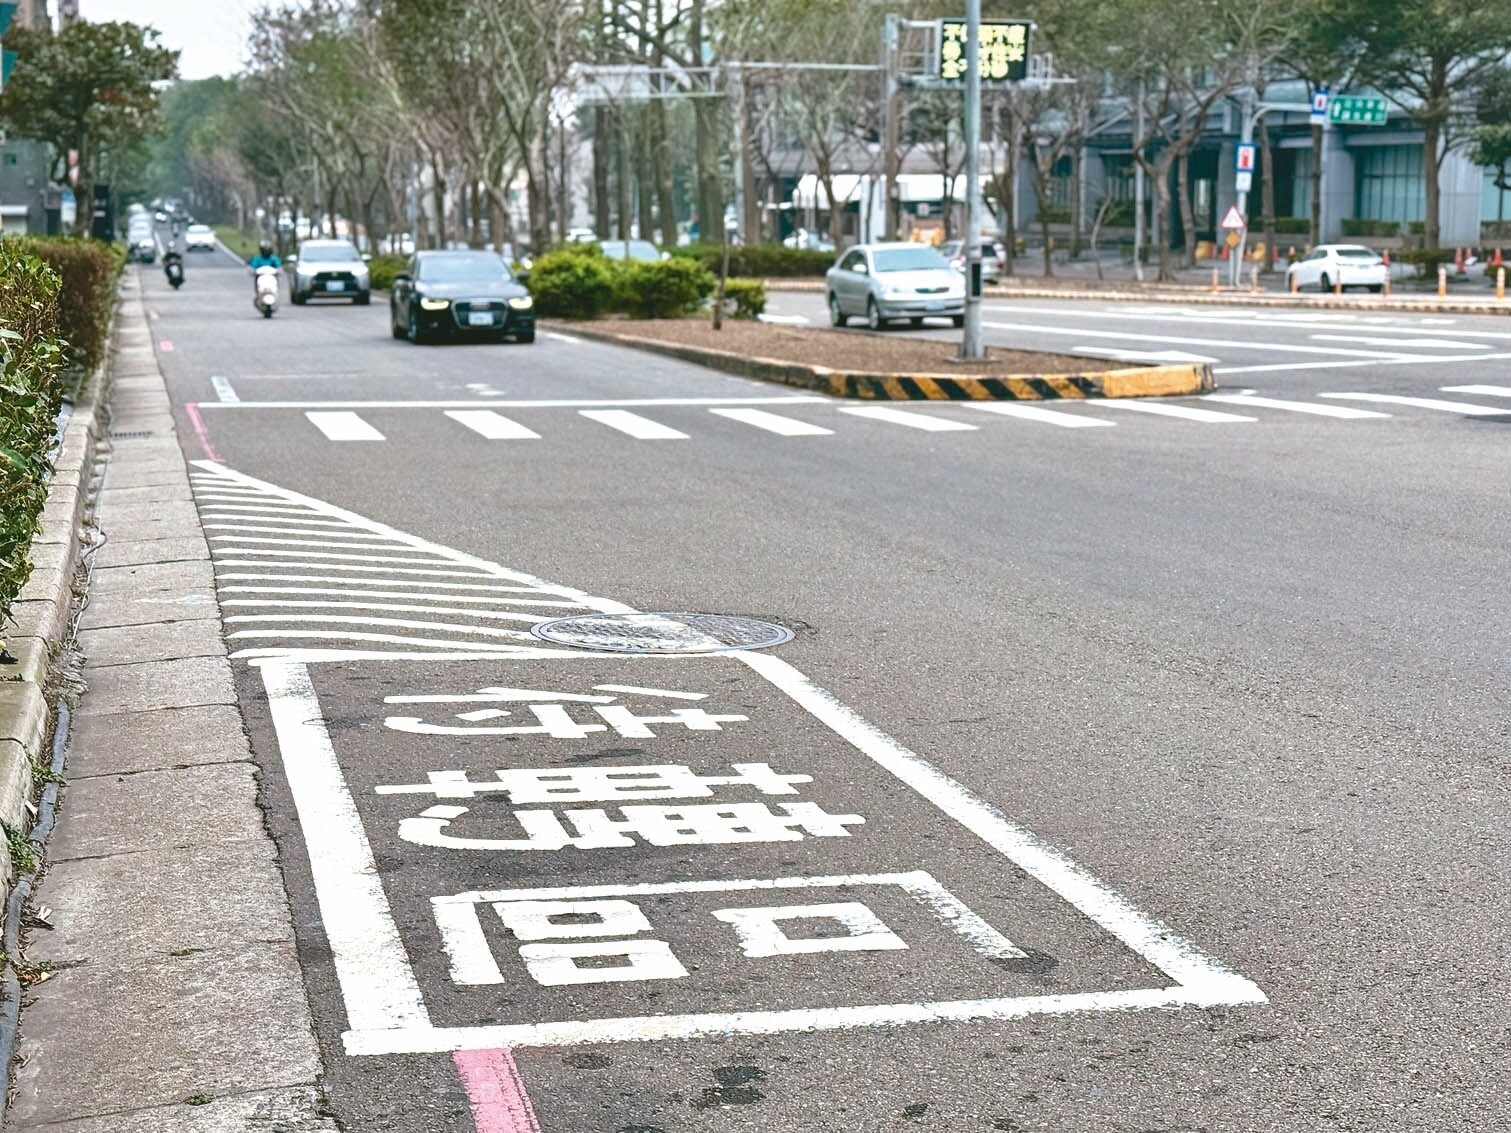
616,257,715,319
529,245,619,319
367,254,407,292
721,279,766,319
670,243,835,278
12,237,122,374
1272,217,1311,235
0,244,65,633
1397,248,1458,277
1342,218,1401,238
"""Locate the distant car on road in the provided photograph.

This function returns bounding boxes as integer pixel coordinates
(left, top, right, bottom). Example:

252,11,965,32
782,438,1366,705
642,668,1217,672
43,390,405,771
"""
825,242,966,330
289,239,371,305
596,239,667,262
126,217,156,263
185,224,216,252
938,239,1005,285
389,250,534,345
1286,244,1388,293
783,228,836,253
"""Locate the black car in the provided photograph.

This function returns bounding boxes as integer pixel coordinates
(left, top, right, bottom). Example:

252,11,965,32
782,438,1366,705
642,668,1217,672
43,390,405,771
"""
389,251,534,344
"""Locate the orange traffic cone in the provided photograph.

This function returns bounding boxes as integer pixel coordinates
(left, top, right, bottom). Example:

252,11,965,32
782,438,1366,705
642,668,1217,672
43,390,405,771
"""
1494,247,1505,268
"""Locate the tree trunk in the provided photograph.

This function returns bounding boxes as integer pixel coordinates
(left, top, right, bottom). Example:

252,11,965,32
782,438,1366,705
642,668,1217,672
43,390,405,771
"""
593,107,610,238
1154,158,1175,282
694,96,723,243
1037,164,1054,278
1423,121,1441,251
1309,122,1322,249
637,115,655,242
1177,150,1196,269
1069,147,1084,257
1259,114,1277,274
615,114,632,240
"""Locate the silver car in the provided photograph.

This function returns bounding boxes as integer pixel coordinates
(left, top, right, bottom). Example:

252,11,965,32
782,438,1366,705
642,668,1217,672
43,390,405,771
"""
826,243,966,330
288,239,371,305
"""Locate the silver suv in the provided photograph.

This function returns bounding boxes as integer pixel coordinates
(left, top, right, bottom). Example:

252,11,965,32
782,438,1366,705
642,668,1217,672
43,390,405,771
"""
825,243,966,330
289,239,371,305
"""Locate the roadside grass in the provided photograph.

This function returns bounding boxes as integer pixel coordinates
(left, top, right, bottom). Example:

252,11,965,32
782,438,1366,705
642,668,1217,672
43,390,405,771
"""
214,227,259,262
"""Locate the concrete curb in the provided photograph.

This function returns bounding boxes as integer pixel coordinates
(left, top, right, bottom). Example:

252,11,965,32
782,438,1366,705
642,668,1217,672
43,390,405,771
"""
561,322,1214,401
762,277,1511,316
0,296,114,888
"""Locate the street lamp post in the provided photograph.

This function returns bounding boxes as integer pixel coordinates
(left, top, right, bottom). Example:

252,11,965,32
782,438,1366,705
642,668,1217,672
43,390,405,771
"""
961,0,984,359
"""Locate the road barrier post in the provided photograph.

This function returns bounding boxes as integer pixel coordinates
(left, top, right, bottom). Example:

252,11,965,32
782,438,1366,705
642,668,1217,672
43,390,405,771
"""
1498,266,1506,303
1333,273,1342,296
1210,266,1220,293
1249,265,1259,294
1438,265,1448,298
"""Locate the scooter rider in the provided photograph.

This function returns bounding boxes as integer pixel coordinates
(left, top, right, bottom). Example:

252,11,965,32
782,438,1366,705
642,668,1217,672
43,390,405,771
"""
249,240,281,270
162,248,184,288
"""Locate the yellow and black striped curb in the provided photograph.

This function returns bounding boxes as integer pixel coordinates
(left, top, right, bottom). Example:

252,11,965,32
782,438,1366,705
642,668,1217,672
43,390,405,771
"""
558,323,1213,401
763,278,1511,317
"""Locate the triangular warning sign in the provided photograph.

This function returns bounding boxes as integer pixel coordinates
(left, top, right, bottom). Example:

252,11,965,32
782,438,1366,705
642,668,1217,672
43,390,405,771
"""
1219,205,1246,230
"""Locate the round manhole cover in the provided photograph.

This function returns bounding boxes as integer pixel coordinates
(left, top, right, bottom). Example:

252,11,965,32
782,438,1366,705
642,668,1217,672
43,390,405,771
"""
530,612,794,654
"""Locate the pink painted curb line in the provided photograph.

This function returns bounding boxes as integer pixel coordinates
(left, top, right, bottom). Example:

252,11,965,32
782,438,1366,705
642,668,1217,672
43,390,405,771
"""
455,1047,543,1133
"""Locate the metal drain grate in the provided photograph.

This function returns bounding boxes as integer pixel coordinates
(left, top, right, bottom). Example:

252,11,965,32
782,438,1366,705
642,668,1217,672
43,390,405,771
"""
107,430,153,440
531,612,794,654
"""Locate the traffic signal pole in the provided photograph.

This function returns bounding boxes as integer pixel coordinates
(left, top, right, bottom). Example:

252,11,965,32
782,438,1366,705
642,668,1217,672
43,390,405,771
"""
961,0,984,359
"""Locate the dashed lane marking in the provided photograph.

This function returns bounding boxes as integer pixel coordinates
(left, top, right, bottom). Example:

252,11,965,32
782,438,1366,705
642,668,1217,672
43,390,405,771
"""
579,410,688,440
211,375,240,402
963,402,1116,429
1202,394,1390,419
838,406,980,432
1318,392,1511,416
306,411,386,441
707,408,834,436
445,411,542,440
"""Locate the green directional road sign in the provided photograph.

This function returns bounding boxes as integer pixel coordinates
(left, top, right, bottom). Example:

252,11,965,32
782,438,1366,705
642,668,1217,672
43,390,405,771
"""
0,3,15,36
1329,95,1389,126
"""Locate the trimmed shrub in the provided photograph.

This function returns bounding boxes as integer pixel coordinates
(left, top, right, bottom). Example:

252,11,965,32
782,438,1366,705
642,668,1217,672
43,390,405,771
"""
720,278,766,319
14,237,121,374
1398,248,1458,277
529,244,618,318
1341,218,1401,238
616,257,716,319
670,243,835,278
1272,217,1311,235
0,244,64,632
367,254,407,292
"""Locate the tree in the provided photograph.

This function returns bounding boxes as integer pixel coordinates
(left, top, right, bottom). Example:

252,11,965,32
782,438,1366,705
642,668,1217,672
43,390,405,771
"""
1468,66,1511,233
0,20,179,233
1349,0,1511,250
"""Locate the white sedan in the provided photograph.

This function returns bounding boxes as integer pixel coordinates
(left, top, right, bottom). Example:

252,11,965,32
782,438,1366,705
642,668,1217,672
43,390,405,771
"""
185,224,217,251
1286,244,1388,293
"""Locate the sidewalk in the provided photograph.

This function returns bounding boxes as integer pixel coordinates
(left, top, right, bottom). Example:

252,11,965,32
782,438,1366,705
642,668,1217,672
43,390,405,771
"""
5,280,336,1130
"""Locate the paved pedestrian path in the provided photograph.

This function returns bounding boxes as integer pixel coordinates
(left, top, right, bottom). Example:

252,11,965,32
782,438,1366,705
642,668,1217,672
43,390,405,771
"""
5,280,336,1131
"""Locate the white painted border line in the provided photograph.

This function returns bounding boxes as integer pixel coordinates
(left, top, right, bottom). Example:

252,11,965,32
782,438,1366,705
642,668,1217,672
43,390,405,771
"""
306,411,386,441
1318,392,1511,416
259,660,430,1032
1092,401,1255,423
210,375,240,403
197,396,830,410
1440,384,1511,397
1201,394,1389,419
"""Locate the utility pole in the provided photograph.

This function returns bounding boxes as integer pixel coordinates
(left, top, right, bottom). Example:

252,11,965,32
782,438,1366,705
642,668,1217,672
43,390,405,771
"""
882,14,901,241
960,0,984,359
1133,81,1145,283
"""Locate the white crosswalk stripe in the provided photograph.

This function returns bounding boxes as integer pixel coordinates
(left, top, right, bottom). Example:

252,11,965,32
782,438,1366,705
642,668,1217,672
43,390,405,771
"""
579,409,688,439
1318,392,1511,416
708,407,834,436
444,410,541,439
1440,384,1511,398
963,403,1116,428
838,406,980,432
1093,401,1256,423
306,410,385,441
1202,394,1390,419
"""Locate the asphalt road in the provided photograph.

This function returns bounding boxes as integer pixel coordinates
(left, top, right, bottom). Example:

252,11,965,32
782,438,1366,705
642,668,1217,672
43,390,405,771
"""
141,245,1509,1132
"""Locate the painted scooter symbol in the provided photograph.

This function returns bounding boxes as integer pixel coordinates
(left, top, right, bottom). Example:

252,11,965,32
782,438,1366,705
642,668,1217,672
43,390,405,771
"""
253,265,279,319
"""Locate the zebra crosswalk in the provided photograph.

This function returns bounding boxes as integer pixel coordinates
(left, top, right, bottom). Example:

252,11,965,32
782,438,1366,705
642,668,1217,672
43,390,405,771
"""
225,384,1511,449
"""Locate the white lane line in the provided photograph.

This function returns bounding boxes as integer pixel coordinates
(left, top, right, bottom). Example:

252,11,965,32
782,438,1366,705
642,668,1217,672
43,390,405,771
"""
1202,394,1391,419
1440,384,1511,397
988,302,1511,339
206,525,408,541
202,397,829,410
201,515,360,529
259,661,431,1032
580,410,688,440
226,615,538,640
708,407,834,436
220,587,585,607
1318,392,1511,416
213,562,530,580
445,410,541,440
211,536,414,551
1092,401,1256,423
211,375,240,402
1217,348,1511,376
964,403,1116,428
306,411,386,441
981,319,1425,361
542,331,582,344
214,575,582,595
838,406,979,432
593,685,708,701
1069,347,1220,364
1311,334,1493,350
210,549,497,567
221,601,547,622
238,631,529,655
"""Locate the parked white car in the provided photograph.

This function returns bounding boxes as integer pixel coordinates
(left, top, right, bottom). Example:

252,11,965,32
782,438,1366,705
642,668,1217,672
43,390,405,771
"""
826,243,966,329
1285,244,1388,293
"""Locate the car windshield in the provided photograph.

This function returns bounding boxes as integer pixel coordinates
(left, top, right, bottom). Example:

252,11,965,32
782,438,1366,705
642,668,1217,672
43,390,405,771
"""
1335,247,1378,259
419,254,511,283
302,242,360,262
871,247,950,272
599,240,661,262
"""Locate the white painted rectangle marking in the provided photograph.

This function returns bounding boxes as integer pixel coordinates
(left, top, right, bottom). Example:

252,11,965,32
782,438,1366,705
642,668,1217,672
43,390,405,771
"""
1202,394,1390,419
306,411,386,441
579,410,688,440
708,408,833,436
1440,384,1511,398
838,406,979,432
1092,400,1256,423
964,403,1116,429
1318,392,1511,416
211,375,240,403
444,410,541,440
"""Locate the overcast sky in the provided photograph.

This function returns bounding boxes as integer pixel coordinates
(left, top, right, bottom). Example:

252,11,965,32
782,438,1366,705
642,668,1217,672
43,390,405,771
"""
81,0,255,80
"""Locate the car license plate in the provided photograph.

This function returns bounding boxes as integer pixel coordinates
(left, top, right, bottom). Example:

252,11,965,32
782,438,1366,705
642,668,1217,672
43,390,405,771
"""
467,312,493,327
926,301,944,311
325,281,345,292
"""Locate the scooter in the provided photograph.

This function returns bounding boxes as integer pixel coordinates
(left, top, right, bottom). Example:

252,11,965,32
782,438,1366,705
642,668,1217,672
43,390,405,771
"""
253,265,279,318
163,251,184,289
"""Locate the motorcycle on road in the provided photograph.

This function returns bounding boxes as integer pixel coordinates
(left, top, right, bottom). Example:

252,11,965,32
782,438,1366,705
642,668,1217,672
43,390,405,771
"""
163,251,184,289
253,265,280,318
